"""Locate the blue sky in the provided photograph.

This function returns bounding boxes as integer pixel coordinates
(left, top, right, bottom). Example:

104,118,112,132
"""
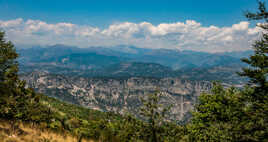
0,0,257,27
0,0,262,52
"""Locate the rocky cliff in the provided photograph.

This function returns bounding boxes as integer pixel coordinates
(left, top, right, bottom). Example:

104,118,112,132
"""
21,71,211,121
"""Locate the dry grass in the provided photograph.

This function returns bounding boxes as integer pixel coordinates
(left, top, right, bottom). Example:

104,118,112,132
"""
0,120,95,142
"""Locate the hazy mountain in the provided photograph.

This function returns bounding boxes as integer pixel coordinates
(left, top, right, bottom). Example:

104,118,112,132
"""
217,50,254,59
17,44,249,84
18,44,129,69
96,62,174,78
18,44,247,69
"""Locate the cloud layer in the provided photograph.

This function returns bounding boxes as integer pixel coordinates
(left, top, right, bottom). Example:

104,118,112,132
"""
0,18,260,52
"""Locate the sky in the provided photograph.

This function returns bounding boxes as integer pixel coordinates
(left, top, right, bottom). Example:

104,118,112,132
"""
0,0,263,52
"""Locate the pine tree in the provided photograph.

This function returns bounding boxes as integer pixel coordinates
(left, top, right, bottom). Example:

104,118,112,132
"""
237,1,268,140
0,31,20,119
0,31,19,86
240,1,268,98
0,31,44,122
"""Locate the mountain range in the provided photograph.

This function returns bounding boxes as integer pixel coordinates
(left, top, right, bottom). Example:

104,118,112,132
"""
17,44,252,121
18,44,250,84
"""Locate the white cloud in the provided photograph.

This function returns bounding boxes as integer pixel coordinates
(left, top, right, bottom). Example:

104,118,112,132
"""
0,18,23,27
0,18,261,52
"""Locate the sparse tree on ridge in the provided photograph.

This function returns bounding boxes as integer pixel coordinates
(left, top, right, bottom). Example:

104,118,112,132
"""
139,91,173,142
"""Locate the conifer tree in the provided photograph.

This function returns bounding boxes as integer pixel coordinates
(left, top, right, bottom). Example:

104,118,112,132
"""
0,31,20,119
239,1,268,101
0,31,19,86
238,1,268,140
0,31,44,122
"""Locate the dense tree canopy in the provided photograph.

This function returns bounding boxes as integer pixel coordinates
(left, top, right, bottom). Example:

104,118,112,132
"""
188,83,254,141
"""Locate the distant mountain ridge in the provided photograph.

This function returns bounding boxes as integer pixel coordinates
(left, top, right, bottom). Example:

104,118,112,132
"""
18,44,249,84
18,44,249,69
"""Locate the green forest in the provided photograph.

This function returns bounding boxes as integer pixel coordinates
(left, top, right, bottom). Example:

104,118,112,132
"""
0,2,268,142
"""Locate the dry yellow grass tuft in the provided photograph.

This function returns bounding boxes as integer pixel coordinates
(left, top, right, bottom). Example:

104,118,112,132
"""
0,120,95,142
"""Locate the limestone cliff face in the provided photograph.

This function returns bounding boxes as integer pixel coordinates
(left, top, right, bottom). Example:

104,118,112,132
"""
21,71,211,120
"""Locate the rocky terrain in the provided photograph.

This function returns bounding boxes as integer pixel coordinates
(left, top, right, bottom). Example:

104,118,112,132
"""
21,71,212,121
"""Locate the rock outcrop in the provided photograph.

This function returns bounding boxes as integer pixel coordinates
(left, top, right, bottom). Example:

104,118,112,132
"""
21,71,211,120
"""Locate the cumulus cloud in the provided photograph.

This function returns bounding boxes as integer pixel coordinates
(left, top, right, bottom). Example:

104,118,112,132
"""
0,18,261,52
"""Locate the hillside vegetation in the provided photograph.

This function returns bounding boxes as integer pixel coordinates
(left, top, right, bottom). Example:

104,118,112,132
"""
0,119,93,142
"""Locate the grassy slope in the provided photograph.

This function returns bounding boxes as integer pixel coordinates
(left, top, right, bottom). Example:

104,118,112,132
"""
0,120,95,142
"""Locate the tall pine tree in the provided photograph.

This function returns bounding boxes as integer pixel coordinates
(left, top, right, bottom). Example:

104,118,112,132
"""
240,1,268,98
0,31,20,119
0,31,19,86
238,1,268,140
